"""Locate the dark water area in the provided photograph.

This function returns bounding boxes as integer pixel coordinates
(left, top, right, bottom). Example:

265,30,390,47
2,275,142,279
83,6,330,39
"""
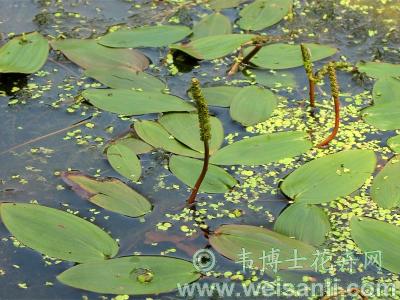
1,0,400,299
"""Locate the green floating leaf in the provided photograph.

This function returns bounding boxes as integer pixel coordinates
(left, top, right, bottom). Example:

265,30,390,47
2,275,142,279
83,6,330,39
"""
0,203,118,263
356,61,400,79
57,256,200,295
209,0,249,10
274,204,330,246
51,39,148,71
209,224,316,271
62,171,151,218
238,0,293,31
281,150,376,204
371,156,400,209
199,86,242,107
251,69,297,89
110,135,153,155
171,34,255,60
159,113,224,154
230,85,278,126
98,25,191,48
387,135,400,153
82,89,194,115
192,13,232,40
249,43,337,70
351,217,400,273
372,77,400,105
362,103,400,130
169,155,237,193
134,120,202,158
0,32,49,73
85,67,165,91
106,142,141,182
210,131,311,166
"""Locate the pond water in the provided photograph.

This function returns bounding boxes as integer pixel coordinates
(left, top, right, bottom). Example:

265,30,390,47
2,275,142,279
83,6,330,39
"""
1,0,400,299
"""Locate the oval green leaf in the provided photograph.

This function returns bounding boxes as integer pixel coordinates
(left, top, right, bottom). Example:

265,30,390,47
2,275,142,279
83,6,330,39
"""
199,86,242,107
210,131,312,166
51,39,148,71
371,156,400,209
85,67,165,91
0,203,118,263
106,142,141,182
82,89,195,115
169,155,237,193
209,0,249,10
159,113,224,154
281,150,376,204
62,171,151,217
274,203,330,246
192,13,232,40
109,135,153,155
252,69,297,89
372,77,400,105
249,43,337,69
230,85,278,126
209,224,316,271
98,25,191,48
238,0,293,31
57,255,200,295
0,32,49,74
356,61,400,79
350,217,400,273
134,120,202,158
387,135,400,153
171,34,255,60
362,103,400,130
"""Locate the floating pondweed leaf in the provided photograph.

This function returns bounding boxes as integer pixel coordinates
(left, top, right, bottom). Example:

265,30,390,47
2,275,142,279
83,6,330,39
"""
169,155,237,193
209,224,316,271
371,156,400,209
51,39,148,71
98,25,191,48
198,86,242,107
0,203,119,263
159,113,224,154
106,142,141,182
111,135,153,155
0,32,49,73
362,102,400,130
274,203,330,246
281,150,376,204
387,135,400,153
372,77,400,105
251,69,297,89
192,13,232,40
249,43,337,69
237,0,293,31
62,171,151,217
85,67,165,91
57,256,200,295
229,85,278,126
209,0,249,10
170,34,255,60
356,61,400,79
134,121,202,158
210,131,311,166
82,89,195,115
350,217,400,273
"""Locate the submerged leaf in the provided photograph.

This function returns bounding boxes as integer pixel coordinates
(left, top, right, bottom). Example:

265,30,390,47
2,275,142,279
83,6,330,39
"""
192,13,232,39
159,113,224,154
57,256,200,295
106,142,141,182
82,89,195,115
356,61,400,79
281,150,376,204
209,0,249,10
0,32,49,73
238,0,293,31
171,34,255,60
51,39,148,71
98,25,191,48
210,131,311,166
274,204,330,246
169,155,237,193
251,69,297,88
85,67,165,91
230,85,278,126
0,203,118,263
249,43,337,69
62,171,151,217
